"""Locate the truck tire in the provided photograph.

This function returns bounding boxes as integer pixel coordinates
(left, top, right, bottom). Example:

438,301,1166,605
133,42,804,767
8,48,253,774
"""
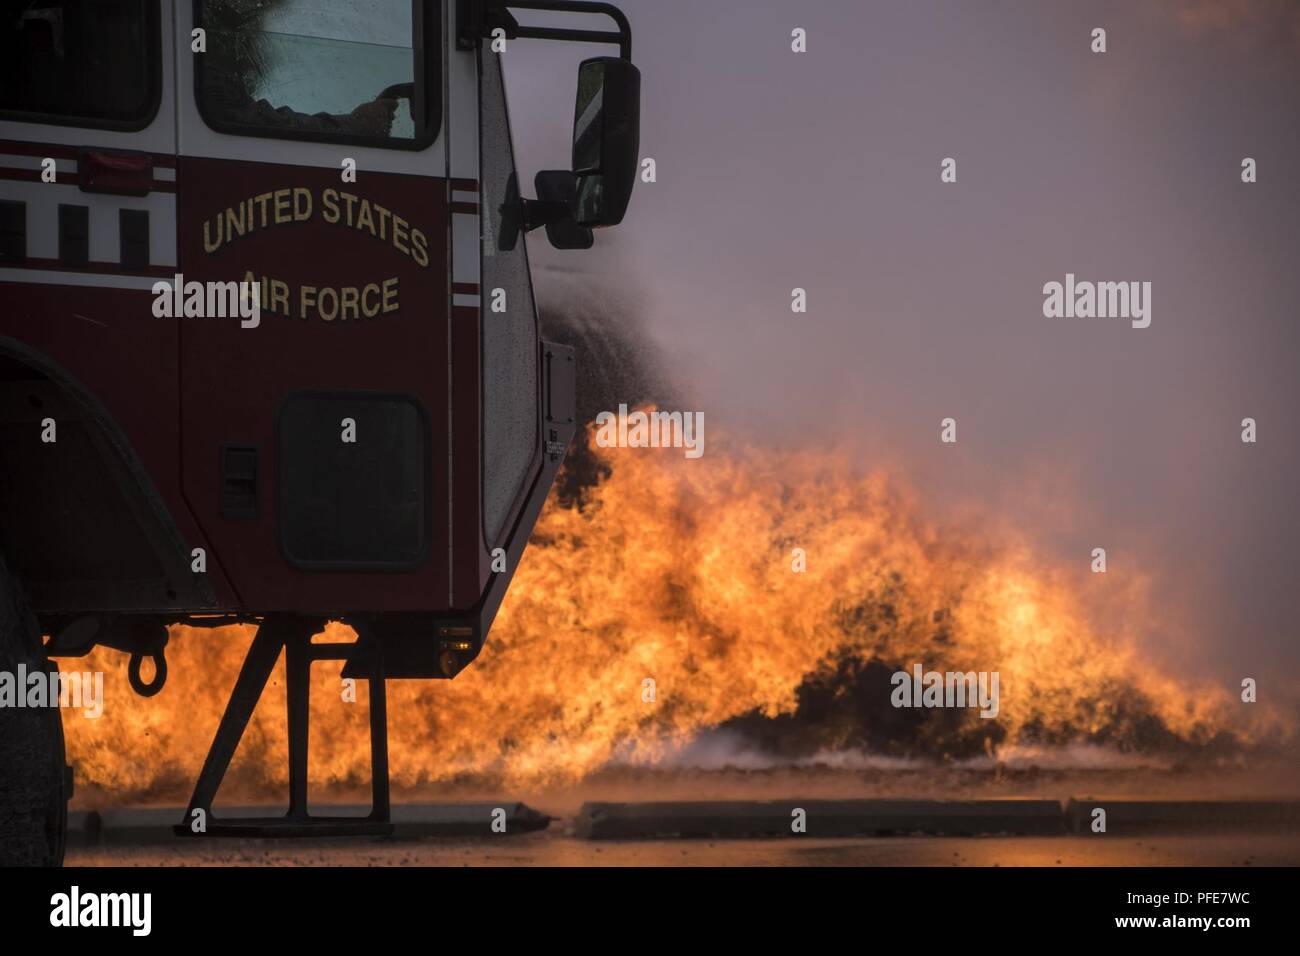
0,552,68,866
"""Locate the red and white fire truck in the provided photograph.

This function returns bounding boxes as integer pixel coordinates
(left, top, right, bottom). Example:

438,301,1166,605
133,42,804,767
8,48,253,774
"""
0,0,639,864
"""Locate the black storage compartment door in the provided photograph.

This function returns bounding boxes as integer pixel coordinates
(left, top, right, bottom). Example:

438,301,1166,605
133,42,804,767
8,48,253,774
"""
278,391,430,570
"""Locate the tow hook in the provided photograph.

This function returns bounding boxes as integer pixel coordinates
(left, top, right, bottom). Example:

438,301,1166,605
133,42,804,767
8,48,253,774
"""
128,639,168,697
47,615,170,696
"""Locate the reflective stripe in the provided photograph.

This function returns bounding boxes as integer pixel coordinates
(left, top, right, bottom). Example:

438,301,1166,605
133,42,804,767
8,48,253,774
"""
452,211,479,285
0,268,160,290
0,153,76,173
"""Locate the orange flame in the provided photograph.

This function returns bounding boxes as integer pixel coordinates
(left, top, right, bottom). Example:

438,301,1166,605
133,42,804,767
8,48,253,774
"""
63,418,1282,802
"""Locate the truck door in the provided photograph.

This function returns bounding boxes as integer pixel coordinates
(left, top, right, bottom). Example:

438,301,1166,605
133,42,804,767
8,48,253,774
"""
175,0,451,612
0,1,213,611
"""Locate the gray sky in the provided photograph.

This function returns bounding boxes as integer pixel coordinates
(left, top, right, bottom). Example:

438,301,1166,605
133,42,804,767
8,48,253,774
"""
501,1,1300,681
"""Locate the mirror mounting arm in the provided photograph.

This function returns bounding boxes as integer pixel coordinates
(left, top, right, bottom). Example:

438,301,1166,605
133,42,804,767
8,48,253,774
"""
458,0,633,61
519,198,571,234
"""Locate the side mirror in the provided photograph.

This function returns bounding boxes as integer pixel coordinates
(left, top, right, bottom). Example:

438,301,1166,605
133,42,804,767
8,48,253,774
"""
572,56,641,228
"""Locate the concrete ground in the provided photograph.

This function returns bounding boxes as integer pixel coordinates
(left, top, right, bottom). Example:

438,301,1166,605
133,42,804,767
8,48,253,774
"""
64,763,1300,866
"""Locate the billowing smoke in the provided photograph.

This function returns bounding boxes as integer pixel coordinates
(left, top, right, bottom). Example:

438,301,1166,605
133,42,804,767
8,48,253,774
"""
536,267,678,503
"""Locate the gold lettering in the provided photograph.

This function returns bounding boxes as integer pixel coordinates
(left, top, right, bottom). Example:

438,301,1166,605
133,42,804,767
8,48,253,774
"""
321,188,340,224
203,217,223,253
341,191,359,226
224,204,246,244
271,279,290,316
253,192,273,228
202,189,427,274
340,286,359,320
392,215,409,255
293,187,313,222
316,286,339,322
410,228,428,268
356,199,375,236
273,188,292,225
381,276,399,314
372,202,392,241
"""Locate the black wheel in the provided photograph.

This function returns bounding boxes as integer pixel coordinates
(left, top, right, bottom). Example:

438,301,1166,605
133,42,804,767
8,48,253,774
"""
0,551,68,866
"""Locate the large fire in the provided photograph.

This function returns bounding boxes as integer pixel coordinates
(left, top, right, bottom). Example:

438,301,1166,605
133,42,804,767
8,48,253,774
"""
62,418,1281,801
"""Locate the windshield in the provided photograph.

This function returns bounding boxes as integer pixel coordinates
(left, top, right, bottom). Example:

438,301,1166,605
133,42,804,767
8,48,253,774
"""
196,0,434,148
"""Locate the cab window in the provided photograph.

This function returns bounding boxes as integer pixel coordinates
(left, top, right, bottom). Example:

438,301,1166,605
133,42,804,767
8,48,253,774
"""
0,0,160,128
195,0,438,149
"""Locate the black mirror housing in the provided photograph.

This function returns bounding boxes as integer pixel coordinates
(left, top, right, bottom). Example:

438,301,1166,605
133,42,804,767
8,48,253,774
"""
572,56,640,228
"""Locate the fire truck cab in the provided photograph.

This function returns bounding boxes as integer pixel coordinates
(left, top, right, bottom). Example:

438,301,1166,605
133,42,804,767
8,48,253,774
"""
0,0,639,863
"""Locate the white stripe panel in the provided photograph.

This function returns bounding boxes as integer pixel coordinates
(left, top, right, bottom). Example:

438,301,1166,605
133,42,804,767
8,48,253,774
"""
0,154,173,187
452,293,481,308
451,189,478,205
0,268,160,290
0,180,177,267
452,211,480,285
0,154,77,174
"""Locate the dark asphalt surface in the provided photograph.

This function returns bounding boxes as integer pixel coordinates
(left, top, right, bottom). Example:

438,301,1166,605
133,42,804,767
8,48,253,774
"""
66,830,1300,867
